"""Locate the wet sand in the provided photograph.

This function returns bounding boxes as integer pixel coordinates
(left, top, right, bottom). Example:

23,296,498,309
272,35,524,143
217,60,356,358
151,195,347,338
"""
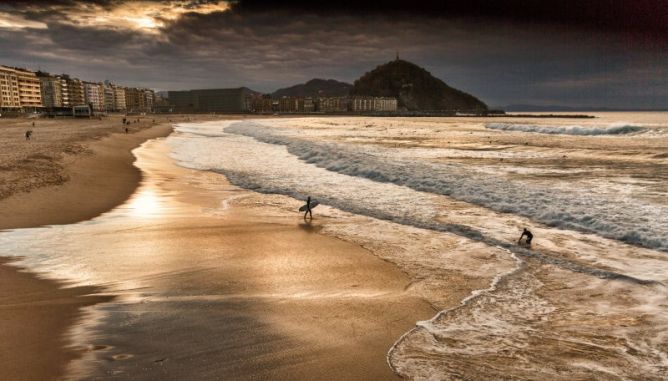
0,116,177,380
0,116,436,380
0,258,111,380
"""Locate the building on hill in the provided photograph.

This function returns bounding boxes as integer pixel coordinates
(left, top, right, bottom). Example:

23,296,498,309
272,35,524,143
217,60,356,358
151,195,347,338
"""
169,87,255,113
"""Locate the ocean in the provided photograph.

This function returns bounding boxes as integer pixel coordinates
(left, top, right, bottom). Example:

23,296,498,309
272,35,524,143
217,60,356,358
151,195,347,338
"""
169,113,668,379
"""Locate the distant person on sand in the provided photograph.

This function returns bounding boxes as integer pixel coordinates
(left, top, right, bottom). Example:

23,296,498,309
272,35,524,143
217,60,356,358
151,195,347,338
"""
25,130,32,140
125,127,129,134
304,196,313,220
518,228,533,245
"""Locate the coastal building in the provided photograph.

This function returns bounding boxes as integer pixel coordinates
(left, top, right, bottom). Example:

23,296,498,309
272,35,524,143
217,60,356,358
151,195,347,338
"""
278,96,299,112
244,94,275,113
372,97,397,112
0,65,44,111
303,97,315,113
318,97,349,113
0,66,22,110
143,89,155,112
113,85,127,112
125,87,145,113
169,87,254,113
274,96,316,113
103,83,115,112
37,73,63,108
84,81,105,112
15,68,42,110
59,75,85,106
351,96,397,113
351,96,374,112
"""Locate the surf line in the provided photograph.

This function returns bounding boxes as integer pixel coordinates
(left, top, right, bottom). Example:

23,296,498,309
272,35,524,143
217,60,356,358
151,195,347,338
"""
385,246,525,376
211,159,660,285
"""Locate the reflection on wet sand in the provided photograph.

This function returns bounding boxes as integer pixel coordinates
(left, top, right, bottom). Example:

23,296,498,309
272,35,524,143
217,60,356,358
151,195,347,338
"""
0,138,433,380
166,115,667,379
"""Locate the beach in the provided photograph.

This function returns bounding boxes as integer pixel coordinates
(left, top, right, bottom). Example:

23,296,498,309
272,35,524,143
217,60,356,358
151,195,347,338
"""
0,113,666,380
0,115,178,380
0,115,435,380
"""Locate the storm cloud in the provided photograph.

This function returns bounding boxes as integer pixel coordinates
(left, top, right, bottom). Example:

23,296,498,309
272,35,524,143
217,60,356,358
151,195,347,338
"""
0,0,665,108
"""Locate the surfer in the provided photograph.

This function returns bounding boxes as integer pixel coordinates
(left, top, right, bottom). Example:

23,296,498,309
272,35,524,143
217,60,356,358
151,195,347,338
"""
304,196,313,220
518,228,533,245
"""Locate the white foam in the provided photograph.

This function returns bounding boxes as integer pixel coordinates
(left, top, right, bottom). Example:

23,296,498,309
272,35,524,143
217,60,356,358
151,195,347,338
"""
485,122,645,135
220,121,668,251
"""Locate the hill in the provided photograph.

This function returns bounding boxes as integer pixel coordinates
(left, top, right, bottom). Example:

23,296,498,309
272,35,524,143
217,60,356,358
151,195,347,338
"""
272,78,352,98
351,59,487,112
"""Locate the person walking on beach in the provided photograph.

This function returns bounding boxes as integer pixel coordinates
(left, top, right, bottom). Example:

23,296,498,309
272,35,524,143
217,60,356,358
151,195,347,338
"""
25,130,32,140
518,228,533,245
304,196,313,220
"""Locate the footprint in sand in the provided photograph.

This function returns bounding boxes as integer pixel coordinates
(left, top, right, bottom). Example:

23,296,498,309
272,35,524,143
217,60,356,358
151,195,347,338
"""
110,354,134,361
90,344,112,351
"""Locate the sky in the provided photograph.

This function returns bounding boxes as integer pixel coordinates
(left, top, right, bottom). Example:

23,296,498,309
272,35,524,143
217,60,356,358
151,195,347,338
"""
0,0,666,108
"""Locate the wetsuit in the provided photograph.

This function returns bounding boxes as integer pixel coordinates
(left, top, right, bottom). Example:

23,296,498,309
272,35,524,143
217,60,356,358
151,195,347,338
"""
304,196,312,219
519,229,533,244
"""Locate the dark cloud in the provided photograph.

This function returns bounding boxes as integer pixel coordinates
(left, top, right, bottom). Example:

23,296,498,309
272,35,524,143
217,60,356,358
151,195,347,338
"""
0,1,665,108
232,0,668,42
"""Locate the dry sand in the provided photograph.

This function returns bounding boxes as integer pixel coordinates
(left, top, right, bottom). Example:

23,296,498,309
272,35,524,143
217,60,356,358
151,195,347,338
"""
0,115,434,380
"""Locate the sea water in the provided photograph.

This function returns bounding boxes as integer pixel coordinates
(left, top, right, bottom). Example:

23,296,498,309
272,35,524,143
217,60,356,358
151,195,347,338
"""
168,113,668,379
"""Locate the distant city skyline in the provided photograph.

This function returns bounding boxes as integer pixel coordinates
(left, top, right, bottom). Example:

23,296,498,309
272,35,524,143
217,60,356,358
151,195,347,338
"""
0,1,665,109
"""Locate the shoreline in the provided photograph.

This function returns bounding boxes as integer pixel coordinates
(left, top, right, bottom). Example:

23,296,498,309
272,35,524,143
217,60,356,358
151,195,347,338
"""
0,116,435,380
0,120,171,229
0,120,173,380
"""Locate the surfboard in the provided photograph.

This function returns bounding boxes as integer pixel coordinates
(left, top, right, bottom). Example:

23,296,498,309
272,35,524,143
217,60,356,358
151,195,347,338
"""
299,200,320,212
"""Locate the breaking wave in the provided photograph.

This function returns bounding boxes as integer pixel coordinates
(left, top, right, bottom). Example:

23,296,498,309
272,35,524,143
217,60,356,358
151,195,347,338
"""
485,122,645,135
223,121,668,252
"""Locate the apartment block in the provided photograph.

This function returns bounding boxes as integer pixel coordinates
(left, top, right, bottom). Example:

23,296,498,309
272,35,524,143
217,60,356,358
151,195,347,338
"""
113,86,126,111
15,68,42,109
318,97,349,112
0,66,21,110
84,81,105,112
38,73,63,108
59,75,85,106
